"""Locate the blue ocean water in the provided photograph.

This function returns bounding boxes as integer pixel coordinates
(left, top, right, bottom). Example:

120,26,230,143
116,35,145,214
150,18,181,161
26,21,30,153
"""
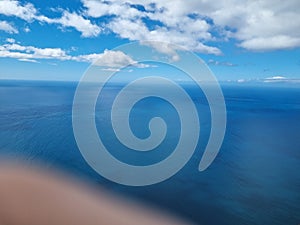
0,79,299,225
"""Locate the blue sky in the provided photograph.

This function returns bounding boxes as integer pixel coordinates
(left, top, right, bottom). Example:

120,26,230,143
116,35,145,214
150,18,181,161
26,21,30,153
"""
0,0,299,81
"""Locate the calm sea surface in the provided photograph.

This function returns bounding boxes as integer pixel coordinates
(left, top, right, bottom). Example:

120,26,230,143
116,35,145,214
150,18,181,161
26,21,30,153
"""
0,80,299,225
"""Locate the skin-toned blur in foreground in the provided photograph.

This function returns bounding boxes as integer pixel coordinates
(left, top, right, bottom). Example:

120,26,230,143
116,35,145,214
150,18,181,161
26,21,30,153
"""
0,162,195,225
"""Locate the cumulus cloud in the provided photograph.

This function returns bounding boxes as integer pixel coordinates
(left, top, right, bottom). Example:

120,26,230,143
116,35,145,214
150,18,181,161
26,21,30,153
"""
207,0,300,51
0,40,144,68
0,42,70,61
6,38,16,43
108,18,221,56
0,21,18,34
40,11,101,37
24,27,30,33
74,49,149,68
0,0,100,37
0,0,36,21
1,0,300,52
141,41,181,61
239,36,300,51
82,0,300,52
83,0,142,19
75,49,136,66
57,11,101,37
82,0,221,55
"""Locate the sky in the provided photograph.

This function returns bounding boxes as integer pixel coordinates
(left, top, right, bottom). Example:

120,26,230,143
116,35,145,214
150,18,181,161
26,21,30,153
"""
0,0,299,82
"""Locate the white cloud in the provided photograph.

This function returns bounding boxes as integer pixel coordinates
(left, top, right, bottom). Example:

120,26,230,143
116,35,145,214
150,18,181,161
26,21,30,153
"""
239,36,300,51
82,0,221,55
0,0,100,37
263,76,300,83
0,42,71,61
74,49,146,68
141,41,181,61
51,11,101,37
208,0,300,51
36,11,101,37
24,27,30,33
231,76,300,83
83,0,300,52
82,0,142,19
0,40,144,68
107,17,221,55
101,68,121,72
0,0,36,21
207,59,237,66
1,0,300,52
0,21,18,33
18,58,39,63
265,76,286,80
6,38,16,43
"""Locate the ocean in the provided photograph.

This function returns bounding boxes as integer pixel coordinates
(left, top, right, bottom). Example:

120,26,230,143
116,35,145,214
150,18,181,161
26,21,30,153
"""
0,79,299,225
